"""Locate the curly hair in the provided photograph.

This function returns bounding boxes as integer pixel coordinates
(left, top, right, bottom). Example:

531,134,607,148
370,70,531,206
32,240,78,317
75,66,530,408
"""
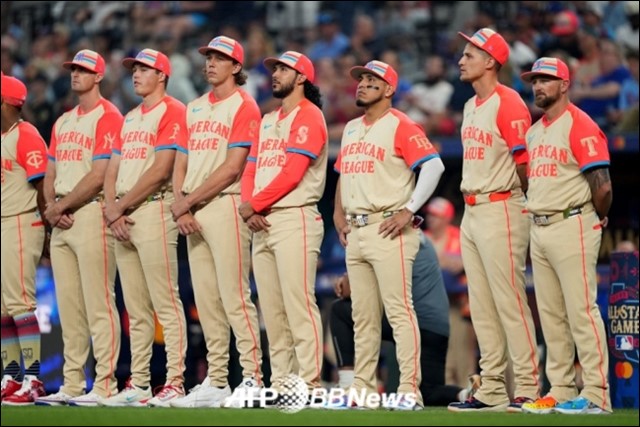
303,80,322,109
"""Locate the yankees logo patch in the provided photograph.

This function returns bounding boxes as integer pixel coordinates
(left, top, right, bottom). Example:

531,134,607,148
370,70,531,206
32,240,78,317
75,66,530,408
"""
104,132,115,149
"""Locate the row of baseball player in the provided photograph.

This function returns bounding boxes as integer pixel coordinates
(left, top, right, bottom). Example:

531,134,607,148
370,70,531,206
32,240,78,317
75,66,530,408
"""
1,28,612,413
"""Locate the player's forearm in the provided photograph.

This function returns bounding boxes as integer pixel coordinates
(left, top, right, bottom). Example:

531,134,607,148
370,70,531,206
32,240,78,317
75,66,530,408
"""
185,163,242,207
516,164,528,193
33,179,47,222
117,166,172,211
405,157,445,213
103,158,119,203
43,164,56,207
172,154,188,203
240,160,256,202
585,167,612,220
333,178,347,228
57,169,107,212
249,154,310,212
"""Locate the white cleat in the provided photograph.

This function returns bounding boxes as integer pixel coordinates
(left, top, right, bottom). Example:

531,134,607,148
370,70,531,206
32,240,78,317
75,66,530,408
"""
35,390,75,406
68,391,105,407
147,384,184,407
99,381,152,407
170,377,231,408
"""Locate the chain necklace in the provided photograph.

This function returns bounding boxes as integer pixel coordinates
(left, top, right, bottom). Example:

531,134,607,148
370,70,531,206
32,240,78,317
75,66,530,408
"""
2,119,23,139
359,109,390,141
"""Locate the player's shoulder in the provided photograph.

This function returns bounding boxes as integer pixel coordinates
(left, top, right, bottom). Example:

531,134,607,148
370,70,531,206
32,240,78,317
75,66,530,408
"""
17,121,46,145
163,95,187,113
496,84,526,105
567,103,599,129
389,108,415,125
237,88,261,112
99,98,124,118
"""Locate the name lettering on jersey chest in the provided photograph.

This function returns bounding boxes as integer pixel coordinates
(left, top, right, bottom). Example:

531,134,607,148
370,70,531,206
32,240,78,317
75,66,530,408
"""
529,144,569,178
189,137,219,151
123,130,155,146
57,149,83,162
58,130,93,150
257,138,286,169
121,147,148,160
188,120,230,139
1,157,12,183
461,126,493,147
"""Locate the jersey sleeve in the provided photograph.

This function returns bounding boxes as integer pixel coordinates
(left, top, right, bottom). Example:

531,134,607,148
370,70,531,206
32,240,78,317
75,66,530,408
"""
285,105,326,160
569,112,610,171
156,100,187,151
496,91,531,162
393,119,439,170
16,126,48,181
94,110,123,161
229,99,261,149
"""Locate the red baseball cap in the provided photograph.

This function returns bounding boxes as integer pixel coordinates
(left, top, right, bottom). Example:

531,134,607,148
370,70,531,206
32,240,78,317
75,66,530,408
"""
551,11,579,37
63,49,106,75
350,60,399,89
426,197,455,221
122,48,172,76
264,51,315,83
521,57,571,82
458,28,510,65
198,36,244,65
1,74,27,107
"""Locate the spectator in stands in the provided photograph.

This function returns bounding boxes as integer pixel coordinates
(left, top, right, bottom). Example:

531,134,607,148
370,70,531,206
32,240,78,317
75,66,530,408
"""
615,1,639,53
612,49,639,133
307,11,350,62
573,39,631,129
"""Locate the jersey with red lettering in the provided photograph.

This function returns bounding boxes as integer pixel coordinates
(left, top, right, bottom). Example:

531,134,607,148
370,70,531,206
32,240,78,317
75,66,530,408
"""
49,99,123,195
250,98,327,207
526,103,610,215
460,84,530,194
114,96,186,195
179,89,260,194
335,109,439,214
1,121,48,217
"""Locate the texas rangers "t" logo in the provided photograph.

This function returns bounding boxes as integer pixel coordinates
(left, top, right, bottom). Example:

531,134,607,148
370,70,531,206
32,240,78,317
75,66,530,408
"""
580,136,599,157
510,119,528,140
26,151,44,169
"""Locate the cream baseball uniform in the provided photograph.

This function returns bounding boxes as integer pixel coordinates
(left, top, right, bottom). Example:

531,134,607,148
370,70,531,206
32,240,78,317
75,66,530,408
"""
1,120,47,382
335,108,438,405
459,84,539,405
177,89,262,386
112,95,187,388
47,99,122,397
527,103,611,411
247,98,327,389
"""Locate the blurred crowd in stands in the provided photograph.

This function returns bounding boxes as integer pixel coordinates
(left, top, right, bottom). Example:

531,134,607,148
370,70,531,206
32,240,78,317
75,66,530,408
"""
2,1,638,149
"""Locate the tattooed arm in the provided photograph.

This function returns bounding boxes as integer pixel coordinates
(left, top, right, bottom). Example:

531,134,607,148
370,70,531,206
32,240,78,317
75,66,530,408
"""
585,167,612,222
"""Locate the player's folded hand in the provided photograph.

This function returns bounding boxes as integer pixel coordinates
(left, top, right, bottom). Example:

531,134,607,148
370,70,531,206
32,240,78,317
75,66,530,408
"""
176,213,202,236
109,215,134,242
246,214,270,233
378,209,413,239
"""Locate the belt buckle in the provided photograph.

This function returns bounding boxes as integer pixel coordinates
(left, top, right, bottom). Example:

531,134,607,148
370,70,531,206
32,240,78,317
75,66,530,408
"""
355,214,368,227
533,215,549,226
564,207,582,219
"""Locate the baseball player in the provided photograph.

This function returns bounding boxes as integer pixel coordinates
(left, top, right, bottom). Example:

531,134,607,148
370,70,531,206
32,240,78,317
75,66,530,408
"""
448,28,539,413
100,49,187,407
330,233,476,407
1,74,47,405
238,51,326,392
333,60,446,410
169,36,263,408
34,50,123,407
520,58,612,415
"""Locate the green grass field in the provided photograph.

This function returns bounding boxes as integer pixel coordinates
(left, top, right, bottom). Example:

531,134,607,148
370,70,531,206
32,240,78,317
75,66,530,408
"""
1,407,638,426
